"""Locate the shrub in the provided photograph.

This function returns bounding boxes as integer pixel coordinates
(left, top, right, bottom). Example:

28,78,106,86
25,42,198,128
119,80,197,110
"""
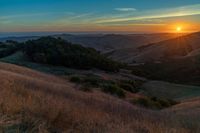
131,68,149,77
133,97,178,110
119,83,137,93
0,42,23,58
70,76,82,83
69,74,127,97
118,80,143,93
134,98,162,109
79,83,93,92
102,84,125,98
83,76,101,87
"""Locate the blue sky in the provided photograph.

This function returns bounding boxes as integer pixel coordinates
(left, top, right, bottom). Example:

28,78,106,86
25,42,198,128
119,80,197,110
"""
0,0,200,33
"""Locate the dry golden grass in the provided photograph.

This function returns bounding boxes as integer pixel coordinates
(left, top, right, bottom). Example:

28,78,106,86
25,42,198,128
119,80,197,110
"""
0,62,199,133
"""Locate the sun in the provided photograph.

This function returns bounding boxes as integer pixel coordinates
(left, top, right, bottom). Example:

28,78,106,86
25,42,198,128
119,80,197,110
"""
176,26,182,32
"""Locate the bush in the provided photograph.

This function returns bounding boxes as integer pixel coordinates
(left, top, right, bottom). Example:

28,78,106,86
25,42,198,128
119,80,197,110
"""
79,83,92,92
118,80,143,93
69,74,127,97
0,41,23,58
133,97,178,110
131,68,149,77
70,76,82,83
83,76,101,87
119,83,134,92
70,74,102,87
102,84,125,98
135,98,162,109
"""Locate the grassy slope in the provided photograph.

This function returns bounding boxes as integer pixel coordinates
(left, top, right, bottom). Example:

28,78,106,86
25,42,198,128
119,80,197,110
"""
3,52,200,101
0,62,200,132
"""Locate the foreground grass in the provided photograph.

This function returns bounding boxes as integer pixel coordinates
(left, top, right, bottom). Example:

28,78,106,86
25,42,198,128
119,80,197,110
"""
0,62,199,132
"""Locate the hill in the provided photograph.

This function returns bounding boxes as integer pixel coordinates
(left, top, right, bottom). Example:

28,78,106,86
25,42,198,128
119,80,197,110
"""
0,34,200,132
133,32,200,63
128,32,200,85
0,62,200,132
0,37,121,72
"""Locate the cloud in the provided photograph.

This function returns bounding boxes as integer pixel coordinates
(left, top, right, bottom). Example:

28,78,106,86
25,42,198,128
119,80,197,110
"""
0,13,51,20
0,12,74,20
96,4,200,24
115,8,137,12
68,13,94,19
52,13,94,26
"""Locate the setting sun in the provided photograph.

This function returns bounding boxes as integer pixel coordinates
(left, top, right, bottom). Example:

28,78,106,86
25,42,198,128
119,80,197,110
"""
176,26,182,32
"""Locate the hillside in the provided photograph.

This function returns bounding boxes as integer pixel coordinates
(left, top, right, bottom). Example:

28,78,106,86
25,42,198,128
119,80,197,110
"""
133,32,200,63
131,58,200,85
105,32,200,63
0,34,200,132
0,62,200,132
0,35,200,132
0,37,121,72
126,32,200,85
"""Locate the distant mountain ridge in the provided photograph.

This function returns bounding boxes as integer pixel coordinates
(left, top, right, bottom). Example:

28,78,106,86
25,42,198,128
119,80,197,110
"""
2,32,199,63
0,33,177,52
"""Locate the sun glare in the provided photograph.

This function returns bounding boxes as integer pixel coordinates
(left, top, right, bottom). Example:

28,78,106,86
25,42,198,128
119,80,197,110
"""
176,26,182,32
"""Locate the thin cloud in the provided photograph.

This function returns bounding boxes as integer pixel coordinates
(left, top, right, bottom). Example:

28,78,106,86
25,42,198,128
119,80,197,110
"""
54,13,94,25
115,8,137,12
0,12,74,20
68,13,94,20
0,13,52,20
96,4,200,24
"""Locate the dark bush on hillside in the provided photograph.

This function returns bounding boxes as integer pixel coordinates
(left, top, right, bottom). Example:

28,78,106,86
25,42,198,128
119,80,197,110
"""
70,74,102,87
70,76,82,83
79,83,93,92
102,84,125,98
118,80,143,93
0,41,23,58
69,74,126,98
131,67,150,77
0,44,8,49
135,98,161,109
83,76,101,87
119,83,135,92
23,37,121,72
133,97,178,109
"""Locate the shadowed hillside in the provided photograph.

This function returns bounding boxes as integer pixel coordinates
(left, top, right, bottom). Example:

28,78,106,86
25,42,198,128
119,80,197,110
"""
0,37,122,72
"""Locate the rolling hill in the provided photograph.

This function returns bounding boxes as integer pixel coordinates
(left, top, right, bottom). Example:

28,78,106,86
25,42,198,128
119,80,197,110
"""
132,32,200,63
0,62,200,132
128,32,200,85
0,34,200,132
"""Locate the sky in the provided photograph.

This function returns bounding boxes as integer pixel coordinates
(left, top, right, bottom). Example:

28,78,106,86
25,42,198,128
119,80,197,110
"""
0,0,200,33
